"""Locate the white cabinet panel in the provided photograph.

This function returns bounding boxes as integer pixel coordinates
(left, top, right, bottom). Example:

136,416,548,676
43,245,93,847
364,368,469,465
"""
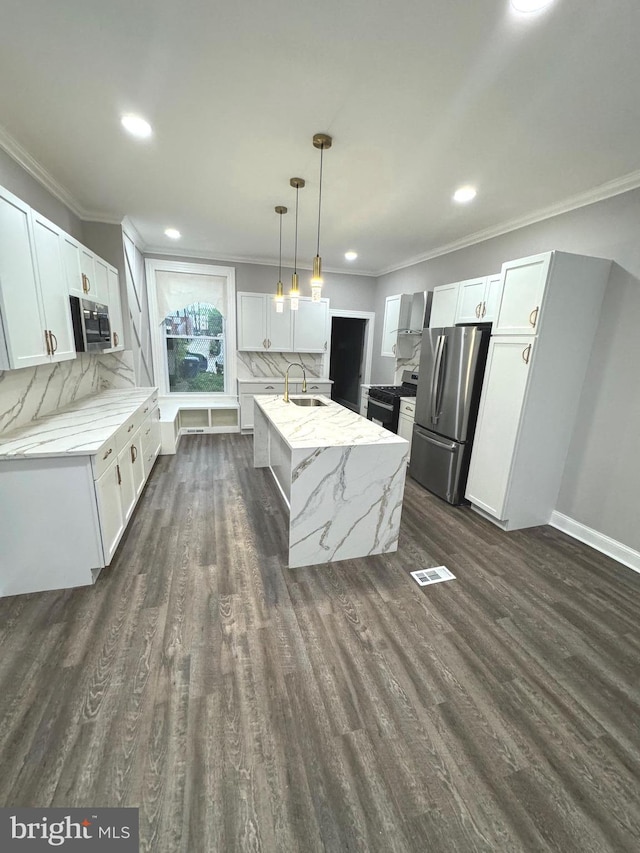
238,292,268,350
267,298,294,350
93,255,110,304
106,266,124,351
95,460,126,563
483,274,502,322
381,294,401,356
31,212,75,363
429,284,458,328
61,234,85,298
455,278,487,324
79,246,97,300
0,187,48,369
293,298,328,352
494,253,551,335
466,337,533,519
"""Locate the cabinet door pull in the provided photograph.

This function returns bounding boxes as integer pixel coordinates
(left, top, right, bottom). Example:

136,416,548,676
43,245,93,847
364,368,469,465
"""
265,385,274,390
475,302,482,318
310,385,319,390
128,423,134,432
324,341,328,351
131,444,138,463
267,339,271,349
522,344,532,364
392,343,396,355
481,302,487,318
116,464,122,485
143,406,149,414
82,273,91,293
49,331,58,354
145,427,151,436
103,447,113,460
44,330,51,356
113,331,119,347
529,306,539,328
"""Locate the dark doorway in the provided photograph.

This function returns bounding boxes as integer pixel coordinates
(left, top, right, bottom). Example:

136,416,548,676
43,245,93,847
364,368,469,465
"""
329,316,367,411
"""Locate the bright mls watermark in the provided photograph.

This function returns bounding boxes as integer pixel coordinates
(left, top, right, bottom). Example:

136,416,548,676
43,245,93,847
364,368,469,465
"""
0,809,139,850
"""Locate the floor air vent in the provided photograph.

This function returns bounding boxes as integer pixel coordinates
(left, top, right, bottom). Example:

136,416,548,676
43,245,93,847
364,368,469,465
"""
410,566,456,586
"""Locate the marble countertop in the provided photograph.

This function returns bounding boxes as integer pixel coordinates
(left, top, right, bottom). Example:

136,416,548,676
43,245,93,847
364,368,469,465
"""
0,388,157,459
254,394,407,450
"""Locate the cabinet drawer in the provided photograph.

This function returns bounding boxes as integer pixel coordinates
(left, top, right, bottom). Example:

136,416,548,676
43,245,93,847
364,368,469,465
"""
116,409,144,453
141,408,160,452
399,400,415,417
306,381,331,394
92,439,118,480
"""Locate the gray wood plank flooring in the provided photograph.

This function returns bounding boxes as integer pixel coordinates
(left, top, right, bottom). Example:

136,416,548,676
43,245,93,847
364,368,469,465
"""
1,433,639,852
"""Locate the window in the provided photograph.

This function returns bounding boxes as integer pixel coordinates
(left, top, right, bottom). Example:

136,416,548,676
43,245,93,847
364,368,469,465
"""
145,260,236,399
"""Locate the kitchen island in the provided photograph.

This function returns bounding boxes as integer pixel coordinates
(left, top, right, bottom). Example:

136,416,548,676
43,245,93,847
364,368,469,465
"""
253,395,409,568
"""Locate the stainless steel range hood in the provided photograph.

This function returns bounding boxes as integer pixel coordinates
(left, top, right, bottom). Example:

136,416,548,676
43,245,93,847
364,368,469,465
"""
397,291,433,334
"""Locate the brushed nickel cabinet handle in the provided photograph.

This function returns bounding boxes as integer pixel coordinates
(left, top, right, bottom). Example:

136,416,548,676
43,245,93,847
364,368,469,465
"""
392,343,396,355
529,306,539,328
481,302,487,318
143,406,149,413
116,464,122,485
128,423,134,432
265,385,274,390
103,447,113,460
522,344,532,364
113,331,119,347
49,331,58,354
475,302,482,318
131,444,138,463
44,329,51,356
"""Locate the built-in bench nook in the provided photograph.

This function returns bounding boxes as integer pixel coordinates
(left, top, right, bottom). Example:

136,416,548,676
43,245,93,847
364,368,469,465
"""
159,398,240,454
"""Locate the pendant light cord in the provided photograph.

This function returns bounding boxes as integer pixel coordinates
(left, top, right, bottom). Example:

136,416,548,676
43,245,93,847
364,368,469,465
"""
278,212,283,281
316,143,324,255
294,184,299,274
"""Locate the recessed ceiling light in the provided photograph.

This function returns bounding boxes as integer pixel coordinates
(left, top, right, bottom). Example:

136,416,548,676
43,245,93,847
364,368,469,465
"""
510,0,554,13
453,186,477,204
345,251,358,261
164,228,181,240
121,114,152,139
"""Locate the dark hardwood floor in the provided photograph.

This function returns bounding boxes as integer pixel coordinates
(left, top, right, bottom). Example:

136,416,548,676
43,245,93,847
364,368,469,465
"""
1,434,639,852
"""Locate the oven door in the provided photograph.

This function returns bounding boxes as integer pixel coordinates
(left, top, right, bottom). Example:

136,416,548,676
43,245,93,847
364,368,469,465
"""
367,397,396,432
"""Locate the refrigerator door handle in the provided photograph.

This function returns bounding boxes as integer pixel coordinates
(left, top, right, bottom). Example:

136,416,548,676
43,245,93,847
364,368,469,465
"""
414,426,456,452
430,335,444,423
431,336,447,424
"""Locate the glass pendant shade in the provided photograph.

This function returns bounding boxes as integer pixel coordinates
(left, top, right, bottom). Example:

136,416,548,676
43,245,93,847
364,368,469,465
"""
290,272,300,312
310,254,323,302
275,279,284,313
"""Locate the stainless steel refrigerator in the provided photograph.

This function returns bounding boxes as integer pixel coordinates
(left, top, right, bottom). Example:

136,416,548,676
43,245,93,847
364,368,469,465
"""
409,325,490,504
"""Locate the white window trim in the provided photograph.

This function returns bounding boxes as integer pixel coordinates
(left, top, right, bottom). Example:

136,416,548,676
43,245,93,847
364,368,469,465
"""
145,258,237,402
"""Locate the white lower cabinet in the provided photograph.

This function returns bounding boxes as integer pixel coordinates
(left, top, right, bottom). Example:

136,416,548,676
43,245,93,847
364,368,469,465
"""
0,391,160,598
397,398,416,459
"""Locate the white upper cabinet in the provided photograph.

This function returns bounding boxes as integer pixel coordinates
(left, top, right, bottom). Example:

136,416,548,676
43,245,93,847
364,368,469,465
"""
493,253,552,335
106,266,124,351
62,235,85,298
30,211,75,363
92,255,110,304
237,292,268,350
0,187,48,369
429,283,458,328
454,277,488,324
267,297,294,351
237,292,328,352
381,294,402,356
79,245,97,300
293,298,329,353
483,274,502,322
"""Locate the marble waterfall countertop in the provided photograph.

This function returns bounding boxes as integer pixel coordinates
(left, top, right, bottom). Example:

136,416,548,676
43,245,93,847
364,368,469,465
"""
0,388,157,459
254,394,407,450
253,395,408,568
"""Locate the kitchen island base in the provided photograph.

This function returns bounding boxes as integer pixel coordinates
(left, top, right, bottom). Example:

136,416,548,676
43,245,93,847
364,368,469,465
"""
253,396,408,568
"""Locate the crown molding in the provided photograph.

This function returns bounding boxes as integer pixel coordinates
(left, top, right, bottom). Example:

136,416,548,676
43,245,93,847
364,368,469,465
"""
377,168,640,276
0,122,86,219
142,243,377,277
121,216,148,251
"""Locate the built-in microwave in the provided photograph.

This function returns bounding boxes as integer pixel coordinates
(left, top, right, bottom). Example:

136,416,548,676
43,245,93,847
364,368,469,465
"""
69,296,111,352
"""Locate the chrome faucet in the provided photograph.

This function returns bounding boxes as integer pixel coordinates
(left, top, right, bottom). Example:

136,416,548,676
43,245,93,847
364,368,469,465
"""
284,362,307,402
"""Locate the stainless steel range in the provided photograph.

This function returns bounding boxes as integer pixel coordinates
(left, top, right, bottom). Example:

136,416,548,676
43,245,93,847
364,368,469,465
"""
366,370,418,433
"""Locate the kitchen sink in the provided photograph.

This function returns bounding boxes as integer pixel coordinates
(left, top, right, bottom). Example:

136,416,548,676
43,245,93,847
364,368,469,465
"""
289,397,327,407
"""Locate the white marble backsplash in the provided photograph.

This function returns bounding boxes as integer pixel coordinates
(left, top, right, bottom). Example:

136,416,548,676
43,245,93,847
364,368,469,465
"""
0,350,136,437
237,351,324,379
394,337,422,383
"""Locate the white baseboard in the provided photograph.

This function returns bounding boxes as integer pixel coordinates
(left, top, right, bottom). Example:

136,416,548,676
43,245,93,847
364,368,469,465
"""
549,511,640,575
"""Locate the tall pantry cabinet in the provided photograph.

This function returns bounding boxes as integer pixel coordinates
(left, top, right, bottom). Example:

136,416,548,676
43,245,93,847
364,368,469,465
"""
465,251,611,530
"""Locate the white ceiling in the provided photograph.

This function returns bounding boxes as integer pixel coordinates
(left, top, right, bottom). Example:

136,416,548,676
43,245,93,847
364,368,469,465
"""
2,0,640,276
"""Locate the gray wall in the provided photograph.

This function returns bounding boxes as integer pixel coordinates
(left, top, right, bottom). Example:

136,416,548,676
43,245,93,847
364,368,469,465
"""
0,148,83,240
145,254,377,313
373,188,640,552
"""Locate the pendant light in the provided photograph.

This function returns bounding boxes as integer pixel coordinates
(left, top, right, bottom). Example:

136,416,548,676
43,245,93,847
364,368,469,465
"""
274,205,287,313
310,133,332,302
289,177,305,311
